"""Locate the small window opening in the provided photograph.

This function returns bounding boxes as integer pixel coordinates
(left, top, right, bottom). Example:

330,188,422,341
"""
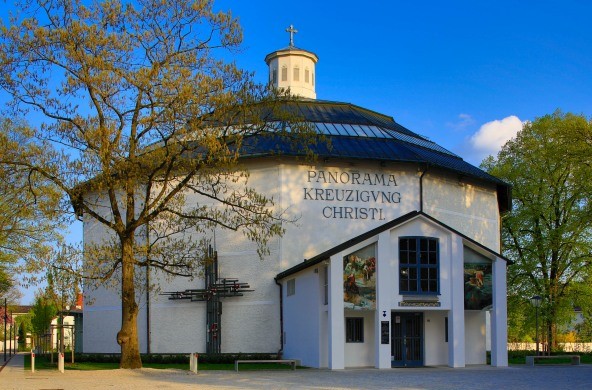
287,278,295,296
281,66,288,82
346,317,364,343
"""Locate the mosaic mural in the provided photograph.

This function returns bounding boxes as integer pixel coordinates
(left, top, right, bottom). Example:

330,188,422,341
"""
464,263,493,310
343,244,376,310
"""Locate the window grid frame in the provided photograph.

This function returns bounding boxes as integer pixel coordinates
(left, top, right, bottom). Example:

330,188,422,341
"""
399,237,440,295
345,317,364,343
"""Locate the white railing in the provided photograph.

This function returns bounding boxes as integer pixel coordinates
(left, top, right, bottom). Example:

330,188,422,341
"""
509,342,592,352
0,340,18,351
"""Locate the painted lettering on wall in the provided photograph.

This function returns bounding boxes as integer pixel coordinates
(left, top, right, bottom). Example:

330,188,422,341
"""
304,170,402,220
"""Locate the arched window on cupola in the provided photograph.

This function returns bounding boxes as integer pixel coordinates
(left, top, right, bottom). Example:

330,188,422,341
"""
281,66,288,82
305,67,310,83
272,68,277,84
293,65,300,82
312,72,315,86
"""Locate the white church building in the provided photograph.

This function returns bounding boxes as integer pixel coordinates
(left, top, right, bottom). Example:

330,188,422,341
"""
83,31,511,369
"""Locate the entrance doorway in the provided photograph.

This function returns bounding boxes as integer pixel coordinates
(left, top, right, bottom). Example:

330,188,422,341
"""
392,312,423,367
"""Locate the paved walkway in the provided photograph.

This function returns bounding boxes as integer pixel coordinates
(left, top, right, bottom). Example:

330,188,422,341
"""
1,353,592,389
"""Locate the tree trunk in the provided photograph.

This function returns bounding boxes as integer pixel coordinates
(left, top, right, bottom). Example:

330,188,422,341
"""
118,235,142,369
547,322,552,355
547,303,558,353
60,313,64,354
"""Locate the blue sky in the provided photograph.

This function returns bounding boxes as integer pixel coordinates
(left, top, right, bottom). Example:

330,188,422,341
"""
218,0,592,163
12,0,592,303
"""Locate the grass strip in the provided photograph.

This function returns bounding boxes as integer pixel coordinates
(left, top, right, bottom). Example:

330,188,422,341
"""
23,355,300,371
507,353,592,365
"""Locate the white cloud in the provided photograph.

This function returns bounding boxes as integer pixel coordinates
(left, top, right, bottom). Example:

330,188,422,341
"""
469,115,523,156
446,113,475,131
453,115,524,165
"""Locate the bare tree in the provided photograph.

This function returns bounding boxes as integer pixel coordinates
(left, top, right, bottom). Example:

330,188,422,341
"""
0,0,311,368
0,118,63,299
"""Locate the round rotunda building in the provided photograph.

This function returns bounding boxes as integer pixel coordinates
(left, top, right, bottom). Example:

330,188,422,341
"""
83,31,510,369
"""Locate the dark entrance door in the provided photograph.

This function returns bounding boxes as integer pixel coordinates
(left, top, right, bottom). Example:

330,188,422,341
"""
392,312,423,367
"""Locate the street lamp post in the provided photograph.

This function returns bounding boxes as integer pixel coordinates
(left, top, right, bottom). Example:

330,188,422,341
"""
530,295,542,356
8,311,12,358
12,313,16,355
3,298,6,362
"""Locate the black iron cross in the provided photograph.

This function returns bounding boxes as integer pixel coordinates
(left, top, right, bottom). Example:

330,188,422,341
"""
161,246,252,354
286,24,297,47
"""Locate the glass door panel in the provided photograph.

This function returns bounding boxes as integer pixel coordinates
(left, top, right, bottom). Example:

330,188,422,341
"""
392,312,423,367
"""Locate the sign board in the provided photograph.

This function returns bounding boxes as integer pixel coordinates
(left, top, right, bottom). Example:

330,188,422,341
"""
381,321,390,344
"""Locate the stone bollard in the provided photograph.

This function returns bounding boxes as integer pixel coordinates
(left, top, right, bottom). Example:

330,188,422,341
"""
58,352,64,373
31,350,35,373
189,353,199,373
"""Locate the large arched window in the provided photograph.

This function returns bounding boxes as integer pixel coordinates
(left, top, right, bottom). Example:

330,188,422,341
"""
293,65,300,82
305,68,310,83
272,68,277,84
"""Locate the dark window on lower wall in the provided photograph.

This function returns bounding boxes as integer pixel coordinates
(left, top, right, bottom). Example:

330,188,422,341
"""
346,317,364,343
445,317,448,343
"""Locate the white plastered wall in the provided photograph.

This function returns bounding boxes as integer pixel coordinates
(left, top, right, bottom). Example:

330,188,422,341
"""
83,162,284,354
83,159,504,358
423,311,449,366
149,161,283,353
282,268,322,367
280,162,420,267
423,172,500,250
344,310,375,367
82,190,148,353
267,50,317,99
465,311,487,364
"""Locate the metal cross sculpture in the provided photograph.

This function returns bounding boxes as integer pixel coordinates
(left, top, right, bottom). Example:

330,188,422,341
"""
286,24,297,47
161,246,252,354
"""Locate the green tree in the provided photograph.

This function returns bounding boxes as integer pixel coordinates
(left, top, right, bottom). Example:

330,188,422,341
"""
0,267,17,300
30,295,57,349
17,312,32,349
0,305,14,341
0,118,63,293
44,245,83,354
0,0,312,368
482,111,592,351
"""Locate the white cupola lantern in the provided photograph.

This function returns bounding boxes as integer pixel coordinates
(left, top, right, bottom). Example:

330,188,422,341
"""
265,25,318,99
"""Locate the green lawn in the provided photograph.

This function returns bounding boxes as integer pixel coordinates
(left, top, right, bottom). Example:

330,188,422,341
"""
26,352,591,370
23,355,300,371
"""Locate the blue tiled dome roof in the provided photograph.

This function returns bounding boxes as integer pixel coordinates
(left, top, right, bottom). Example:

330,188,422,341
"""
237,99,511,212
